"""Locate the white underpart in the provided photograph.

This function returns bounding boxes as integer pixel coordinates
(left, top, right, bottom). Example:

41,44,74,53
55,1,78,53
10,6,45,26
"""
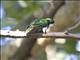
42,27,48,33
42,24,54,33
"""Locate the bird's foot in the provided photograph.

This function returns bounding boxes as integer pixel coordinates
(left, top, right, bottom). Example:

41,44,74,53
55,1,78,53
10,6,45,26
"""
64,30,69,35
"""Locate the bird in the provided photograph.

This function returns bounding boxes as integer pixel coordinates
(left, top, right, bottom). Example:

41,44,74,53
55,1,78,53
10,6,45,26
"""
26,18,55,34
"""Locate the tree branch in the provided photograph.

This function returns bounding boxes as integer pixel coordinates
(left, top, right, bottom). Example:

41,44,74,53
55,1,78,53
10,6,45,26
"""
0,30,80,39
4,1,67,60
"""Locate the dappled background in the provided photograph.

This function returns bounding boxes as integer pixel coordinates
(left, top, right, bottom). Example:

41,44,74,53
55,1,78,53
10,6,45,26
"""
0,0,80,60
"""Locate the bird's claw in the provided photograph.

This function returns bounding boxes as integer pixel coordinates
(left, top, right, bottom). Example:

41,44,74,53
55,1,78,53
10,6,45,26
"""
64,30,69,35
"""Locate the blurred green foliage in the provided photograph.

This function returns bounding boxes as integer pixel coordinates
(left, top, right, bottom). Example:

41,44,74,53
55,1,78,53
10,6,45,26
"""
2,1,46,21
1,1,49,27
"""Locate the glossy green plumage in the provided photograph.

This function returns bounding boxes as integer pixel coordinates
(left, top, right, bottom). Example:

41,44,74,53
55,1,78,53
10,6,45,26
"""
31,18,49,27
26,18,54,33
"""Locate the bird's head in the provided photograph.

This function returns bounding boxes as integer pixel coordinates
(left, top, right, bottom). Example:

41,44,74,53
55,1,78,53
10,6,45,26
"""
46,18,54,24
